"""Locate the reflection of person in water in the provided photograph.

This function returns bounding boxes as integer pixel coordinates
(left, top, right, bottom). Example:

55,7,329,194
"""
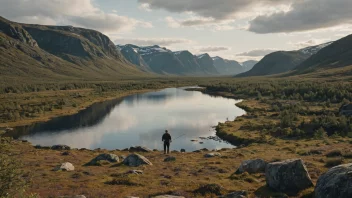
162,130,172,154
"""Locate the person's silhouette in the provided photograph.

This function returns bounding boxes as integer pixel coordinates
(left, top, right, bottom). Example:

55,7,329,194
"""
162,130,172,154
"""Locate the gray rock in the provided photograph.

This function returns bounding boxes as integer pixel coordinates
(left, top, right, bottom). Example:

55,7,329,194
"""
51,145,71,150
235,159,267,174
54,162,74,171
86,153,119,166
315,163,352,198
180,149,186,153
126,170,143,175
62,151,70,156
219,190,247,198
129,146,152,152
265,159,313,194
164,156,176,162
204,152,221,158
153,196,185,198
123,153,153,167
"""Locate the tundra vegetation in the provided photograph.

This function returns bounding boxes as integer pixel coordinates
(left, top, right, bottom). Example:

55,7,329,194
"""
1,76,352,197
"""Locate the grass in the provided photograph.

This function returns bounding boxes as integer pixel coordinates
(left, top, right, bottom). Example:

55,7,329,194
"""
325,158,344,167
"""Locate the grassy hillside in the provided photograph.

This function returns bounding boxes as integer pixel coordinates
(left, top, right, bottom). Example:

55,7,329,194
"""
0,16,148,82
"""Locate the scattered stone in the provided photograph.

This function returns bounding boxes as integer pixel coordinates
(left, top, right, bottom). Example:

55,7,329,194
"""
265,159,313,194
51,145,71,150
194,184,224,196
199,142,204,144
126,170,143,175
123,153,153,167
180,149,186,153
201,148,209,152
153,149,159,152
129,146,152,152
62,151,70,156
191,139,198,142
204,152,221,158
164,156,176,162
235,159,267,174
153,196,185,198
21,140,28,143
86,153,119,166
219,190,248,198
315,163,352,198
193,150,202,153
34,145,50,149
54,162,74,171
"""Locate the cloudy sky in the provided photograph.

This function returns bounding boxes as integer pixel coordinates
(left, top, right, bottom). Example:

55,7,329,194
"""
1,0,351,61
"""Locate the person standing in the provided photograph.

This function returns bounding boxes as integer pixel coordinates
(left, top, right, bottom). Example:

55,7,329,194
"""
162,130,172,154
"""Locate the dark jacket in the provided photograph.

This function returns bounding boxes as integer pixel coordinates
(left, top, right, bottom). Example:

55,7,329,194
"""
162,133,172,143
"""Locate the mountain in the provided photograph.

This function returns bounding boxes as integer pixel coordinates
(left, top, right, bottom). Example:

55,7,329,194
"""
237,42,333,77
0,16,145,81
241,60,258,72
293,35,352,74
195,54,219,75
117,44,151,72
212,56,243,75
173,50,203,75
116,45,221,75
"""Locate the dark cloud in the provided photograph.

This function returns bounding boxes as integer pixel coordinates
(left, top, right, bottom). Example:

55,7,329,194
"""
138,0,290,20
236,49,277,57
249,0,352,33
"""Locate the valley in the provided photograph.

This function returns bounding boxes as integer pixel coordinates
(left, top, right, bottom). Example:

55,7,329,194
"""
1,14,352,198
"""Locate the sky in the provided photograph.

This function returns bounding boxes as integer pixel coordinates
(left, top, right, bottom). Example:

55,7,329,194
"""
1,0,351,62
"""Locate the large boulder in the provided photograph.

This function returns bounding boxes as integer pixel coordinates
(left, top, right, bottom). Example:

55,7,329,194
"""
235,159,267,174
265,159,313,194
315,163,352,198
123,154,152,167
86,153,119,166
51,145,71,150
54,162,74,171
129,146,152,152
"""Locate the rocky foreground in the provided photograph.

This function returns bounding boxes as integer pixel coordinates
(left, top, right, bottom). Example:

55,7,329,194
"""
8,138,352,198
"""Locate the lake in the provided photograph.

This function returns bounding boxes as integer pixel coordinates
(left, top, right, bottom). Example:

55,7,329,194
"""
12,87,246,151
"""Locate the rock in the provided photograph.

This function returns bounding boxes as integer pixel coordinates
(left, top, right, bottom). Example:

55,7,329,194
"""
153,149,159,152
51,145,71,150
315,163,352,198
123,153,153,167
126,170,143,175
193,150,202,153
21,140,28,143
204,152,221,158
153,196,185,198
235,159,267,174
180,149,186,153
54,162,74,171
164,156,176,162
194,184,224,196
219,190,247,198
62,151,70,156
86,153,119,166
129,146,152,152
265,159,313,194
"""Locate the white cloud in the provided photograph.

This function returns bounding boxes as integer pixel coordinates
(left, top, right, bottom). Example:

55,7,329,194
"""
236,49,278,57
0,0,152,33
138,3,152,12
114,37,193,46
197,46,231,52
165,16,235,31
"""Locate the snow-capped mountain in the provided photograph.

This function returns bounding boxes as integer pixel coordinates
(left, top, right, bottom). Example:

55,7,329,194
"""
299,42,334,56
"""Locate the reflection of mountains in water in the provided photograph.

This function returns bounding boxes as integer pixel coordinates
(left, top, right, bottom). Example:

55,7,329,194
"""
123,88,194,105
9,99,124,139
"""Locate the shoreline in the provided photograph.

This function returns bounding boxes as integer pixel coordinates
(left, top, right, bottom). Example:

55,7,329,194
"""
0,88,163,128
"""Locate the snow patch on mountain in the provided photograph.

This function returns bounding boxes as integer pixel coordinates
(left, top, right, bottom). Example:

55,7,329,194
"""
299,41,334,55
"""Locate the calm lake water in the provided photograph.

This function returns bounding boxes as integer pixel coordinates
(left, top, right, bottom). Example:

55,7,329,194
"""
12,87,245,151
